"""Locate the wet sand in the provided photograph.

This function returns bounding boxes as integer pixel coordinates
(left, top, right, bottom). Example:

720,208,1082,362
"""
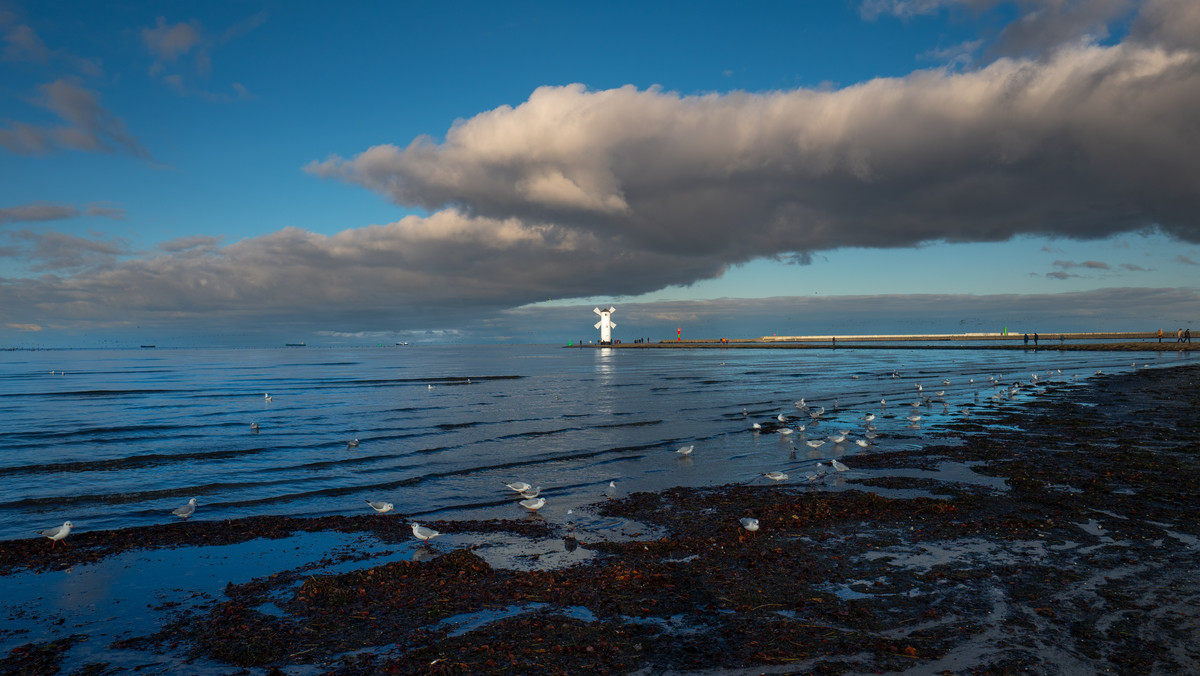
2,364,1198,674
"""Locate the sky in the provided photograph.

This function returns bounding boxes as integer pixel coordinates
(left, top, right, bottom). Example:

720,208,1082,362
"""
1,0,1198,347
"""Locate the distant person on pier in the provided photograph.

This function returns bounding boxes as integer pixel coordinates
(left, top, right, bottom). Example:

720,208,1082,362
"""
1179,328,1185,342
1034,333,1039,346
1024,333,1029,345
1186,329,1192,343
1158,328,1164,343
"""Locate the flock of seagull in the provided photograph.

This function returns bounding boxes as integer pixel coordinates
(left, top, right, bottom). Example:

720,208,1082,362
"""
37,365,1112,548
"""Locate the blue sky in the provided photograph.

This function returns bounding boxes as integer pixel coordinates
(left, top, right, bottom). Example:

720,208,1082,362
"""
1,0,1198,346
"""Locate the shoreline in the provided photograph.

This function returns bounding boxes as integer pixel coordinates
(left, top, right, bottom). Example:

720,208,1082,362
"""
2,364,1199,674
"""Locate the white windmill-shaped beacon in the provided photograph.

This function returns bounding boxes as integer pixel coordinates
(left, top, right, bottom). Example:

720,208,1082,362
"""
594,306,616,344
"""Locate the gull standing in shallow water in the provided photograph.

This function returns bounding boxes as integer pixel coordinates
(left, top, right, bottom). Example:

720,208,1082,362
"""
504,481,532,494
763,471,788,481
605,481,618,499
739,517,759,532
676,445,694,456
172,498,197,521
366,500,394,514
40,521,72,547
411,522,440,545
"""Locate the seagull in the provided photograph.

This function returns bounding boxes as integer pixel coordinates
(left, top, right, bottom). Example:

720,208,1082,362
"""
907,415,922,422
264,393,272,402
855,439,869,448
864,413,876,423
366,500,394,514
805,440,826,449
250,422,259,432
520,497,546,512
411,522,440,545
520,486,542,499
605,481,618,499
347,438,359,450
779,428,794,436
828,434,846,444
777,413,788,423
39,521,72,548
740,517,760,532
676,444,695,455
763,471,788,481
172,497,197,521
565,509,576,537
830,459,849,472
795,398,807,409
751,422,762,430
504,481,533,494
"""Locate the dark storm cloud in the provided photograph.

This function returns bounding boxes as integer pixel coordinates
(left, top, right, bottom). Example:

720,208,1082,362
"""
309,6,1200,308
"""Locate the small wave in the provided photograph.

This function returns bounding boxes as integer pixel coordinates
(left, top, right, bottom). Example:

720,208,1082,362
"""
0,446,273,478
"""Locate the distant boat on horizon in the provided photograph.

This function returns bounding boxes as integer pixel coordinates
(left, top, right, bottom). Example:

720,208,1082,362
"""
396,342,409,346
285,342,306,347
140,345,156,349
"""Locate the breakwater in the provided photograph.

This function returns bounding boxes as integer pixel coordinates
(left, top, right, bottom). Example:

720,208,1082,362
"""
578,331,1197,350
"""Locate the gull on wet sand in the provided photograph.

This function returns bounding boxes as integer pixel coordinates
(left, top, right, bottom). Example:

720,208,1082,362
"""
520,497,546,512
40,521,72,547
763,471,788,481
411,522,440,545
172,497,197,521
605,481,618,499
805,440,826,449
366,500,394,514
740,517,759,532
676,444,695,456
830,459,849,472
504,481,532,494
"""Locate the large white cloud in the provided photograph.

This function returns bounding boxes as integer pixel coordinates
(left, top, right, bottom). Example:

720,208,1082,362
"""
309,41,1200,271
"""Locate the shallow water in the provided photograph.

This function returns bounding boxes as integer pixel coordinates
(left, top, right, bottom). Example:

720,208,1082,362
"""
0,344,1187,541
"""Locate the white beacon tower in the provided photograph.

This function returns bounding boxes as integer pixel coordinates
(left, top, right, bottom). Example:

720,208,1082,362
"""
594,306,616,344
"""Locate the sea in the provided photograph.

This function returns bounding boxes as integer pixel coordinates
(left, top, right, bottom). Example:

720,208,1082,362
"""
0,344,1188,542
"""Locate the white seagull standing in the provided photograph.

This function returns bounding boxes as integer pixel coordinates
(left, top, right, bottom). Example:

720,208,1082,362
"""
504,481,532,494
366,500,394,514
172,498,198,521
39,521,72,548
830,459,850,472
676,445,695,456
739,517,760,532
763,471,788,481
605,481,618,499
519,497,547,513
264,393,272,402
411,522,440,545
520,486,542,499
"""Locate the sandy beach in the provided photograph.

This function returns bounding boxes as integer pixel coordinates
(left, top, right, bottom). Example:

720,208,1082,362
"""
2,362,1198,674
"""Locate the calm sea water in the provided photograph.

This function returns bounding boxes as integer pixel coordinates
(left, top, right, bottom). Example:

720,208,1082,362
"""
0,344,1185,541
